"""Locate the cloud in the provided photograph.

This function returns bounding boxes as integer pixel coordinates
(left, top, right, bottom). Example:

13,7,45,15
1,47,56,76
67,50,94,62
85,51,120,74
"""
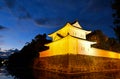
34,18,48,25
0,35,3,38
4,0,32,20
4,0,16,8
85,0,112,12
0,40,4,45
75,0,113,27
0,25,6,45
16,5,32,19
34,17,66,27
0,36,4,46
0,6,3,9
3,0,113,29
0,25,7,30
3,0,89,27
33,0,113,27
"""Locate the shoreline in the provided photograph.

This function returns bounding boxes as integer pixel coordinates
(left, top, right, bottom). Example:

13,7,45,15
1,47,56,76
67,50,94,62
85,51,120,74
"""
33,67,120,75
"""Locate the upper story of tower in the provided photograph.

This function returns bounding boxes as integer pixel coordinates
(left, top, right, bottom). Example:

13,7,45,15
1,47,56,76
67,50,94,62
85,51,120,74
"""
48,21,91,41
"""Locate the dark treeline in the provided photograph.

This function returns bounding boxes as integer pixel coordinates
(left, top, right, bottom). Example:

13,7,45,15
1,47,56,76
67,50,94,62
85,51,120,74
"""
86,30,120,52
6,34,51,79
112,0,120,42
0,57,3,67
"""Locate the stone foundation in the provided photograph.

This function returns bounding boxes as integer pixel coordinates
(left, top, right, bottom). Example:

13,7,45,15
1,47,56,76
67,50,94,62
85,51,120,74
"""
33,54,120,74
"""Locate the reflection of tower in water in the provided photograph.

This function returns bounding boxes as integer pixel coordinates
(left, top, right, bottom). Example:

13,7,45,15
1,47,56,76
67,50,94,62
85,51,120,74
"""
33,70,120,79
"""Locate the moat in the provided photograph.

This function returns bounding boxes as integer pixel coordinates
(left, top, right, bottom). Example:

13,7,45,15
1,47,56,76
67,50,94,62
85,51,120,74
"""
0,66,120,79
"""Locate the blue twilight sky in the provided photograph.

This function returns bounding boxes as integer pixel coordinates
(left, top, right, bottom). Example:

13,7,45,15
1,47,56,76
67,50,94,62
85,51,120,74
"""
0,0,115,50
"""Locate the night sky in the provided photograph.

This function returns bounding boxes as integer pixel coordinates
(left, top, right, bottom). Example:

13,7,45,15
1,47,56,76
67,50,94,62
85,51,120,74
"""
0,0,115,50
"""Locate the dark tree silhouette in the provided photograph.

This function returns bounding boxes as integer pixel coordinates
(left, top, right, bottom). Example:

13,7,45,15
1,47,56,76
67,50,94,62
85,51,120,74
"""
112,0,120,42
6,33,51,79
86,30,120,52
0,57,3,67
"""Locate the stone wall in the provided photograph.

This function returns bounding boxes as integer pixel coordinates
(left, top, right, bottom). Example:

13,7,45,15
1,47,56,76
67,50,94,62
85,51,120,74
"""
33,54,120,74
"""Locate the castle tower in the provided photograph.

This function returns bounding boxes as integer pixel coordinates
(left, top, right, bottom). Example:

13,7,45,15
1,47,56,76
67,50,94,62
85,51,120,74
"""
40,21,96,57
34,21,120,74
48,21,91,41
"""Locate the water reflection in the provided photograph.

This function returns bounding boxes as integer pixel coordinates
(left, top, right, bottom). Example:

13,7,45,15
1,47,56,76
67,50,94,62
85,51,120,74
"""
6,67,34,79
33,70,120,79
0,66,13,79
3,67,120,79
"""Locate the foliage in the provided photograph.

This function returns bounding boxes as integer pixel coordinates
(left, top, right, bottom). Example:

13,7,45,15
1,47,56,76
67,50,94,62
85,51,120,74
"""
6,34,51,78
112,0,120,42
0,57,3,67
86,30,120,52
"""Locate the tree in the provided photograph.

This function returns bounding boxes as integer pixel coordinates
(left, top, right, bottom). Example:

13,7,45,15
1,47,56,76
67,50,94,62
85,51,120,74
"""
86,30,109,50
6,34,51,79
0,57,3,67
112,0,120,42
86,30,120,52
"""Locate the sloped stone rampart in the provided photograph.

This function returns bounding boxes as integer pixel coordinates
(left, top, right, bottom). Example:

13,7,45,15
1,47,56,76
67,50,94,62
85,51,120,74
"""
33,54,120,74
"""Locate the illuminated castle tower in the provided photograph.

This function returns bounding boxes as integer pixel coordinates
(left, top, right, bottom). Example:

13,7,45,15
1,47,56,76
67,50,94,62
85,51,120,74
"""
34,21,120,73
40,21,96,57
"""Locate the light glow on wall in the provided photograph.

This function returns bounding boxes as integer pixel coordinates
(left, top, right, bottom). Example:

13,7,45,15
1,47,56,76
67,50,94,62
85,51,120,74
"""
90,48,120,59
40,35,95,57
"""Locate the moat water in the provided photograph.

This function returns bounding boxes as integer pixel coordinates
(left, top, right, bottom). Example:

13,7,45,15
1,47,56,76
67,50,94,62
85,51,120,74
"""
0,67,120,79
